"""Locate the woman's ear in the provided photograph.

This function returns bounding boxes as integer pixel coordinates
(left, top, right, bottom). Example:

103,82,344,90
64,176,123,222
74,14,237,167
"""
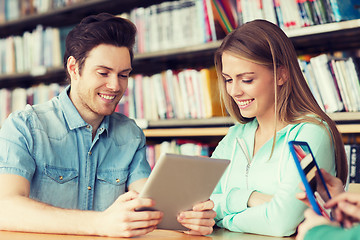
277,67,288,86
67,56,79,81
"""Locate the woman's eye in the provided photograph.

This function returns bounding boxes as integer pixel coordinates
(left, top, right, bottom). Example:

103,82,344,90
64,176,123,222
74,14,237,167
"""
242,79,253,83
224,78,232,83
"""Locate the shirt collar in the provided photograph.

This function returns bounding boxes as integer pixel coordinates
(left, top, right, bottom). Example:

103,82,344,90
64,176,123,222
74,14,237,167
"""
99,115,110,137
59,85,88,130
59,85,110,136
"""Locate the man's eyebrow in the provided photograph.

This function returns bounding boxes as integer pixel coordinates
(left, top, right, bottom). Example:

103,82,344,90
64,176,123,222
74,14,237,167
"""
96,65,132,72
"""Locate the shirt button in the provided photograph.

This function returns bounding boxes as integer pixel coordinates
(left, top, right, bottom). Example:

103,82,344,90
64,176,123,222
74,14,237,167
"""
116,179,120,183
86,125,90,129
59,176,63,180
87,186,92,190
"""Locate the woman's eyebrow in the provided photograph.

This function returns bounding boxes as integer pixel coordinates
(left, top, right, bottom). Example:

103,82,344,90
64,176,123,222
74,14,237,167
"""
222,72,255,77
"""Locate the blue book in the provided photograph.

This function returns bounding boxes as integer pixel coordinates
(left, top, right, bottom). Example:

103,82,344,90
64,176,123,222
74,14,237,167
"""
329,0,360,22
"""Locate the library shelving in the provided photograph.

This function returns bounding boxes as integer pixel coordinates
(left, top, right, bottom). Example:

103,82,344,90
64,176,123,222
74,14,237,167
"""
1,0,360,143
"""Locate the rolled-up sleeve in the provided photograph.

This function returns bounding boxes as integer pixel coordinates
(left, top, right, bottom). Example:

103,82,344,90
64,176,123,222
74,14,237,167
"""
0,112,36,181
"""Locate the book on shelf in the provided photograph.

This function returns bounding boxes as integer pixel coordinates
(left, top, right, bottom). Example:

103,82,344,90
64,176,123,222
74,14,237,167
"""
210,0,235,34
329,0,360,22
178,70,191,119
0,0,88,23
279,0,302,29
299,52,360,113
298,57,325,112
329,59,352,112
262,0,278,25
297,0,311,27
0,24,66,75
134,74,144,120
123,67,225,121
312,0,330,24
0,88,11,126
273,0,285,28
146,139,213,169
348,144,360,184
0,0,4,23
130,0,219,53
346,57,360,110
185,69,199,119
225,0,359,30
161,70,175,119
201,67,224,118
324,0,336,22
331,59,359,112
218,0,238,30
153,73,168,120
0,83,64,127
204,0,217,42
309,54,344,113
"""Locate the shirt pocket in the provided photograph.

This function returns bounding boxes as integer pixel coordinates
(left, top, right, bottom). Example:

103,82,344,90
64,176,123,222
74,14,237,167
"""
31,165,79,209
44,165,78,183
94,169,128,211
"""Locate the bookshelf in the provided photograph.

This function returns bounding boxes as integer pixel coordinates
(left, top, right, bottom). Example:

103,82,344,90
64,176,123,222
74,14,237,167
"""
0,0,360,143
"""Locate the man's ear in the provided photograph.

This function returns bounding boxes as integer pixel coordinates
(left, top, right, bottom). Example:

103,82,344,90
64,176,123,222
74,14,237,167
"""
67,56,79,81
277,67,288,86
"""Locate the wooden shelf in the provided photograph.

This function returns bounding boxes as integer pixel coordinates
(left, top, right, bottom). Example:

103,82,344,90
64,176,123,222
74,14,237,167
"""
337,124,360,134
143,124,360,138
286,19,360,54
286,19,360,38
328,112,360,122
143,127,229,137
142,115,360,138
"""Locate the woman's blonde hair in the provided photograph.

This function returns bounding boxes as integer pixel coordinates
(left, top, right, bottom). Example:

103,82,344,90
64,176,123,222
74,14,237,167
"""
214,19,347,184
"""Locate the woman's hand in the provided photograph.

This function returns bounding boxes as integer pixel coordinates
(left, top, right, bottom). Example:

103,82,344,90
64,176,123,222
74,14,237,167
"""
247,191,273,207
177,199,216,236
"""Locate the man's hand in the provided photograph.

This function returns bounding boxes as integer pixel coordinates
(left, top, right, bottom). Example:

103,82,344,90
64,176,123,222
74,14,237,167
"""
296,169,344,207
319,169,344,197
177,199,216,236
96,191,163,237
325,192,360,228
296,208,337,240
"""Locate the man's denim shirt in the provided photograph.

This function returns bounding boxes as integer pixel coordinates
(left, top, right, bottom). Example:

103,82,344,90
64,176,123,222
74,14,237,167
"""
0,86,151,211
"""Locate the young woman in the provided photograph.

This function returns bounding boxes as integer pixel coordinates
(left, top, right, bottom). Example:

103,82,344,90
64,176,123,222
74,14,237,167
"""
210,19,347,237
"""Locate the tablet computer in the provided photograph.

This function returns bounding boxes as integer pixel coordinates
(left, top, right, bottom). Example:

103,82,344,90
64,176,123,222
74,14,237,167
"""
138,153,230,231
288,140,332,220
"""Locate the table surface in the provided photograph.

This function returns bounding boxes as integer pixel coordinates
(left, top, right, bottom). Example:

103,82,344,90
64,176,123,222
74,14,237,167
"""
0,228,295,240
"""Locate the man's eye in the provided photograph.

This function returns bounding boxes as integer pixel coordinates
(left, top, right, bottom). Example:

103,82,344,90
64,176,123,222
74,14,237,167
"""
98,72,108,77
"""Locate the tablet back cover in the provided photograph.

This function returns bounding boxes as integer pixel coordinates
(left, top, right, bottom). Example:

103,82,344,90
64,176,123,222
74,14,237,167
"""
139,153,230,230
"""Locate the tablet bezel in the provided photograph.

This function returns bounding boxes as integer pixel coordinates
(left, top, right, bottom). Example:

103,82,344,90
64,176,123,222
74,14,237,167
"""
288,140,332,219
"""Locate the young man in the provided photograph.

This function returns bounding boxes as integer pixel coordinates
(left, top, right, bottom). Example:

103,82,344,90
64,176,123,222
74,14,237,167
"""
0,13,215,237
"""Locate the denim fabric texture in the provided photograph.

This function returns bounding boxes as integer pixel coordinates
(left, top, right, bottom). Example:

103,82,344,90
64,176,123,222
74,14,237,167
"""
0,85,151,211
